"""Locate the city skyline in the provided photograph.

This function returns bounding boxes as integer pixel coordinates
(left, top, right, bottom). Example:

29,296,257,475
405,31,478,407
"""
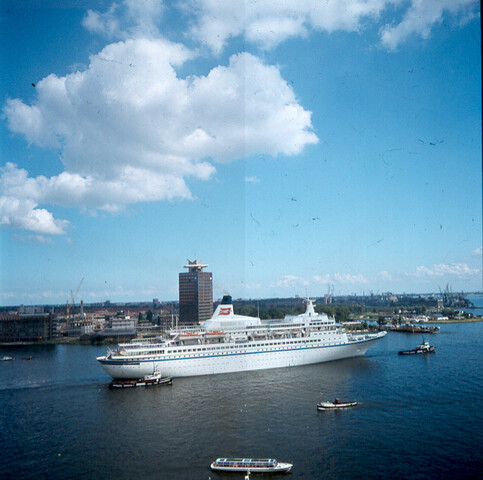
1,1,481,305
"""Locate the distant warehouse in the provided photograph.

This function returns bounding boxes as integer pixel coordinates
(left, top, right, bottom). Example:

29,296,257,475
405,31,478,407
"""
0,313,54,343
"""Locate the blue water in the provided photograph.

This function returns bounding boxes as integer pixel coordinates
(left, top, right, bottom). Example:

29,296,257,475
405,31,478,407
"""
1,323,482,479
466,293,483,316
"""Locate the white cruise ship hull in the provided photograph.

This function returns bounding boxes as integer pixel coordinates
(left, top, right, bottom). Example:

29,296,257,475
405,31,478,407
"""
97,333,384,379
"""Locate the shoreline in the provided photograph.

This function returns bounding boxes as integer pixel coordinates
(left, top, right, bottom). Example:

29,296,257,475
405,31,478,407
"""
433,318,483,324
2,317,482,347
0,337,120,347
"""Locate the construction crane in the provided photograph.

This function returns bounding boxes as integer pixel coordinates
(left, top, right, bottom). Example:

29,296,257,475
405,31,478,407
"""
66,277,84,331
70,277,84,315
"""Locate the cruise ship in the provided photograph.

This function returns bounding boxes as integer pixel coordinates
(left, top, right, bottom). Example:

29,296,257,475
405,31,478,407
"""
97,296,386,379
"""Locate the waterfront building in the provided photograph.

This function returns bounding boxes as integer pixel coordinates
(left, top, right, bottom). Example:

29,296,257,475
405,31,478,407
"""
104,316,136,335
65,316,98,337
0,313,54,342
18,305,45,314
99,314,136,339
179,259,213,324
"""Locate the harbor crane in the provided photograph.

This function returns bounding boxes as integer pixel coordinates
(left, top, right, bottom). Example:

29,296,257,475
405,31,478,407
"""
66,277,84,330
71,277,84,315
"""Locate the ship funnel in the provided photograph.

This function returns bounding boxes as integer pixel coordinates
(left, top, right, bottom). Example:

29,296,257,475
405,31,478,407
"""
221,295,232,305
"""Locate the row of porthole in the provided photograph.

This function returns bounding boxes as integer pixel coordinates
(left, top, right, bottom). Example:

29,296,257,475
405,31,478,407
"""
145,345,343,360
125,340,345,361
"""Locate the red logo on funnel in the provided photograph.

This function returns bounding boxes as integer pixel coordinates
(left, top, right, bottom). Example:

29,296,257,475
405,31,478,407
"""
219,307,231,315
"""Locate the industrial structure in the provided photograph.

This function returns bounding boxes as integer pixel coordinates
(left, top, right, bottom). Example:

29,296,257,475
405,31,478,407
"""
0,313,55,343
179,259,213,324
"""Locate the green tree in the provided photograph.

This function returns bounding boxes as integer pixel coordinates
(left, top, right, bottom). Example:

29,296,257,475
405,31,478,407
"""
377,315,387,326
414,305,427,315
334,306,350,322
268,307,281,319
442,308,454,318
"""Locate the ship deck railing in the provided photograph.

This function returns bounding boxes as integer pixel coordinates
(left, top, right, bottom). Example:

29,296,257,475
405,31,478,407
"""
169,321,334,335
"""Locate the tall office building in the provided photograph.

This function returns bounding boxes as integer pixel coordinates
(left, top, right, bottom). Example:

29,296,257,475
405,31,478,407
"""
179,260,213,324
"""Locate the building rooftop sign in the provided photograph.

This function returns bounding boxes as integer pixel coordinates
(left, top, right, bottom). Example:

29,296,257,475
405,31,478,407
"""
183,259,209,272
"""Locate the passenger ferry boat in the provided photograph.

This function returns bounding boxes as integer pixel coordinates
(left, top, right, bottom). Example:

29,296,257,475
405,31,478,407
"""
97,296,386,379
210,458,292,473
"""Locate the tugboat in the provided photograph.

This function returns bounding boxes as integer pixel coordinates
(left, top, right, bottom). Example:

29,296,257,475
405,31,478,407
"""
109,369,172,388
398,340,435,355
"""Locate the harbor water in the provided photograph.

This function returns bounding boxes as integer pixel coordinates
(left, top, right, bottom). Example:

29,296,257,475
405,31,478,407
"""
1,318,482,479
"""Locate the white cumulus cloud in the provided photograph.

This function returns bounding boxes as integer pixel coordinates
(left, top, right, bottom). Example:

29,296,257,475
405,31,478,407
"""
332,272,369,284
4,0,476,237
380,0,478,50
274,275,311,288
2,38,317,234
0,193,68,235
12,233,55,244
186,0,478,53
415,263,480,277
378,270,393,282
187,0,387,53
82,0,164,40
274,272,368,289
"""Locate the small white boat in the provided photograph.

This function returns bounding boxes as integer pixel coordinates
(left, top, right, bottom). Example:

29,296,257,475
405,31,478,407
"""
317,399,358,410
210,458,292,473
110,369,172,388
1,356,13,361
